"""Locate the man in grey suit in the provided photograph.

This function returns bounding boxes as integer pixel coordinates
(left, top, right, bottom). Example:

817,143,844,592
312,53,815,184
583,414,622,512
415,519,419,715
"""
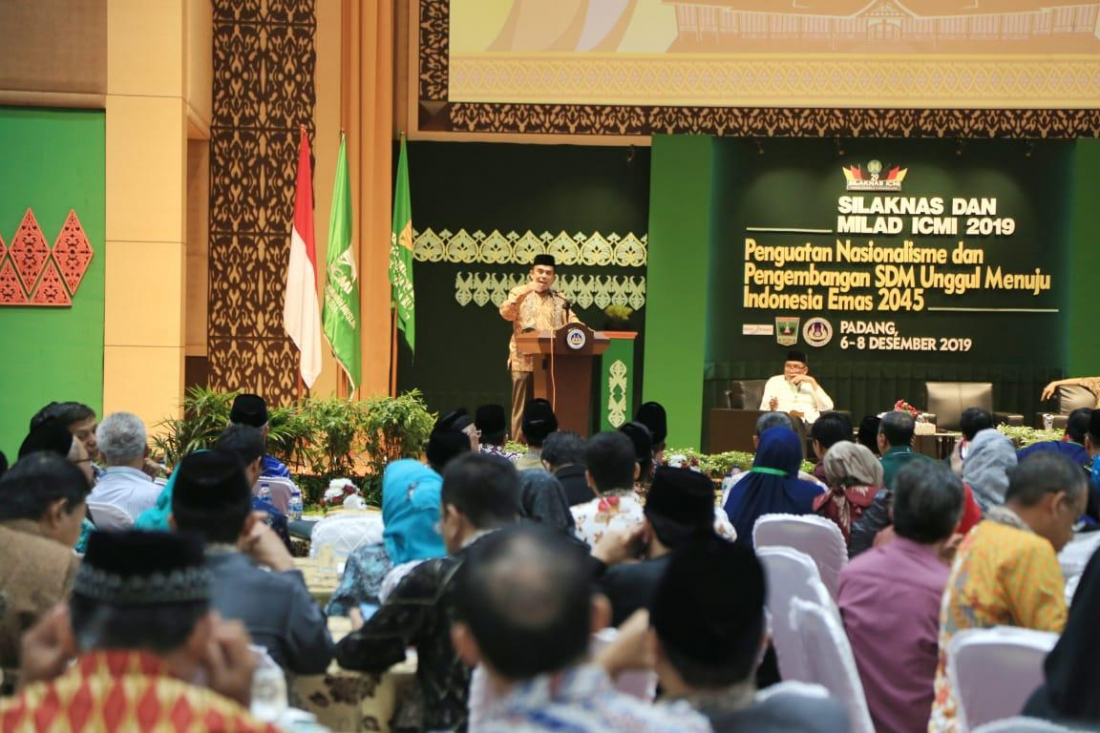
170,451,334,675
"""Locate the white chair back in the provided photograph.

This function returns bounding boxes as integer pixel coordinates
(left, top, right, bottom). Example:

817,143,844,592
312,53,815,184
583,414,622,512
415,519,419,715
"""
970,718,1071,733
87,501,135,531
947,627,1058,732
757,546,836,683
591,627,658,701
754,513,848,599
309,511,385,563
254,477,295,515
789,597,875,733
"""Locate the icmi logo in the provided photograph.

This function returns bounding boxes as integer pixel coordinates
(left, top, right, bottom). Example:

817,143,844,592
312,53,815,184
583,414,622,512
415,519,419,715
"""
565,327,587,350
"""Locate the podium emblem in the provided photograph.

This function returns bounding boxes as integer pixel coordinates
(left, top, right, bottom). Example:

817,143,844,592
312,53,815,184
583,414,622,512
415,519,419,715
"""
565,327,588,350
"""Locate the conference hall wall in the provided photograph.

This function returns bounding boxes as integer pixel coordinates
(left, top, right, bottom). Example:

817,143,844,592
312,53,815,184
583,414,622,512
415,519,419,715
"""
0,108,106,457
394,141,650,423
646,135,1100,449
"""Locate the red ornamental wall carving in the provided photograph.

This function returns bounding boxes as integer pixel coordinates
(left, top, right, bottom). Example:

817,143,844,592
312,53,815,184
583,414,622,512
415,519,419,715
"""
0,208,94,307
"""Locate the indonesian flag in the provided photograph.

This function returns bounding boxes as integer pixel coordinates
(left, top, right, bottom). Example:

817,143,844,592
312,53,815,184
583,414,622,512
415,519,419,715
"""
283,126,322,388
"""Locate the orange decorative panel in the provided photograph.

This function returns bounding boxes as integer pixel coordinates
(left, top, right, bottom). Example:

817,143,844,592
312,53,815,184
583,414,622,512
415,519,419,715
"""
53,209,94,296
0,258,27,304
0,208,95,307
30,259,72,306
10,208,50,294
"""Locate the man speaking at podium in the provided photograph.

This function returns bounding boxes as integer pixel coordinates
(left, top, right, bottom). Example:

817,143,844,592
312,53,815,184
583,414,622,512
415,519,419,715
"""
499,254,581,440
760,349,834,424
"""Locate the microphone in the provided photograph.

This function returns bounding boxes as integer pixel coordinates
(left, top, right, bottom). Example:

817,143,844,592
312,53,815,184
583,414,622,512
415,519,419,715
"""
554,290,572,315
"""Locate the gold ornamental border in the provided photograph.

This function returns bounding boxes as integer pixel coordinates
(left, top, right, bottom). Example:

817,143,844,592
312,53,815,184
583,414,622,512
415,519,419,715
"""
418,0,1100,138
449,54,1100,110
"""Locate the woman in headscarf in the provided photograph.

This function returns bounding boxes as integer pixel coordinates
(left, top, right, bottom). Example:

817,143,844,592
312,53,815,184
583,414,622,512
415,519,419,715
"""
1024,545,1100,724
815,442,883,545
518,469,575,536
723,426,825,547
963,428,1018,511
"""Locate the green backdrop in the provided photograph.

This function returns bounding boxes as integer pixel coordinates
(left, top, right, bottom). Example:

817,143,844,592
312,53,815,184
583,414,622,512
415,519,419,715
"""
0,107,106,457
395,141,651,427
646,135,1099,449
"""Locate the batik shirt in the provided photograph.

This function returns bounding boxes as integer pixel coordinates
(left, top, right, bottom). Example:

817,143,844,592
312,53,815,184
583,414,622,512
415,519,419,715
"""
928,507,1067,733
326,542,393,616
499,285,575,372
0,650,278,732
571,489,736,547
479,664,710,733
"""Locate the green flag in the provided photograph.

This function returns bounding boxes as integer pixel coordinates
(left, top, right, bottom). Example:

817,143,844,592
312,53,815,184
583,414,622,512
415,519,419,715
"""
390,136,416,354
322,134,361,389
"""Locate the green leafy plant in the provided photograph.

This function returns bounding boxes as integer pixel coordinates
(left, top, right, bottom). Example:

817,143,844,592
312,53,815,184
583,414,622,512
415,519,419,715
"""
997,424,1062,447
151,386,237,468
358,390,436,503
665,447,815,477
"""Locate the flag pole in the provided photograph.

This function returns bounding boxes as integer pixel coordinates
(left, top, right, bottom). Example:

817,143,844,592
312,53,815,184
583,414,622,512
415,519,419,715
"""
389,307,398,397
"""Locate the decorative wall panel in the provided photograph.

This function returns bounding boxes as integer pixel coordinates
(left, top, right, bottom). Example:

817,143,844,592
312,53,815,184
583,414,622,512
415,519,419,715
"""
0,208,95,307
209,0,316,405
419,0,1100,139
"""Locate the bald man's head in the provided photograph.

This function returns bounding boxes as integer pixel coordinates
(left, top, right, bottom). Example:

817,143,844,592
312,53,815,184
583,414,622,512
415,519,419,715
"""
452,526,593,680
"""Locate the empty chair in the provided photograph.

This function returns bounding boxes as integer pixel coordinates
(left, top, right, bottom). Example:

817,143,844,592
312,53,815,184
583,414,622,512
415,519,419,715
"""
970,718,1071,733
309,511,385,564
254,476,295,515
754,513,848,599
948,627,1058,732
87,501,134,531
789,597,875,733
757,546,836,683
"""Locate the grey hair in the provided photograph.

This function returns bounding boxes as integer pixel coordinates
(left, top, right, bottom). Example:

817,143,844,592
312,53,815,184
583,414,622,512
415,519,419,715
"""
96,412,147,464
756,411,793,436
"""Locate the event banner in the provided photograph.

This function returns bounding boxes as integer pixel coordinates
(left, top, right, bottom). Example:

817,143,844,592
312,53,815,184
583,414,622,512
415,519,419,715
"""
710,138,1073,368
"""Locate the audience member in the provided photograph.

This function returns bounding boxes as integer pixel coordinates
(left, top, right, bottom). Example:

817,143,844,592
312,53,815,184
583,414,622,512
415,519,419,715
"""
0,531,275,732
214,425,293,548
723,426,823,547
518,469,575,537
839,462,963,733
451,525,712,733
540,430,592,505
929,452,1086,732
1023,546,1100,725
88,412,159,521
959,407,994,443
815,442,882,545
0,450,7,480
170,451,333,675
1017,407,1090,465
29,401,102,477
849,411,934,556
229,393,290,479
336,453,521,732
574,432,734,548
602,538,849,732
476,403,519,461
516,399,558,470
0,453,87,681
437,408,480,454
19,420,94,488
328,429,463,616
571,431,642,546
635,401,669,466
857,415,882,455
18,420,96,553
809,411,852,482
597,467,721,625
962,428,1018,510
721,412,824,506
619,420,655,487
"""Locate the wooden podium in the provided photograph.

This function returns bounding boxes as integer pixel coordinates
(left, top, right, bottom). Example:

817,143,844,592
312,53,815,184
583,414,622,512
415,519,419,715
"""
515,325,610,436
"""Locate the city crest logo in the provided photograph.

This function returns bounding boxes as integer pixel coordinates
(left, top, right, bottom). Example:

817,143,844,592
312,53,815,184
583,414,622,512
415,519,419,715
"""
775,317,800,346
843,159,907,192
803,317,833,348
